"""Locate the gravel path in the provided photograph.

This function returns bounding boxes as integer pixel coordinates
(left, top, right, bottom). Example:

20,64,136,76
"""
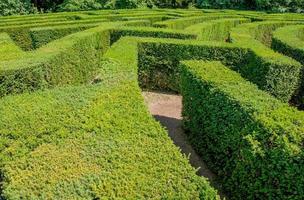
142,91,225,198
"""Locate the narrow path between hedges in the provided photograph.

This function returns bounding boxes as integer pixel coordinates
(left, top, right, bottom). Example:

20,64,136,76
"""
142,91,226,199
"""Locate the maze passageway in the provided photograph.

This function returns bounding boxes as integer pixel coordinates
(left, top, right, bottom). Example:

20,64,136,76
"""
142,91,225,198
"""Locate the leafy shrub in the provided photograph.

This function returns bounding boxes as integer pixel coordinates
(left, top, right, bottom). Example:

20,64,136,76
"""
0,24,112,97
34,0,64,11
0,20,220,197
137,36,301,102
196,0,304,12
0,33,25,62
1,0,304,15
138,39,248,91
0,0,36,16
0,20,197,97
58,0,153,11
110,26,197,44
196,0,249,9
58,0,104,11
185,18,250,41
154,14,239,29
153,0,193,8
255,0,304,12
230,21,302,102
1,10,304,200
272,25,304,108
115,0,138,8
29,24,99,49
0,79,219,199
180,60,304,200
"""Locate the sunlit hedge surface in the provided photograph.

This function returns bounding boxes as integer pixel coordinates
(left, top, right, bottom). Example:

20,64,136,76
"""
0,9,304,200
181,60,304,200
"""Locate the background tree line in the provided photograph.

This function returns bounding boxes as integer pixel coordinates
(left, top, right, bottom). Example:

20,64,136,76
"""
1,0,304,16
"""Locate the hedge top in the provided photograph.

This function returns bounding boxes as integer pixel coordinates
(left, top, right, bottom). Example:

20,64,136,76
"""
180,60,304,199
1,9,304,199
0,21,145,71
182,60,304,145
230,20,302,65
0,79,218,199
273,25,304,51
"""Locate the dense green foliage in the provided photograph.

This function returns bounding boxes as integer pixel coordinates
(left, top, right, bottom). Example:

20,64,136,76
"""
197,0,304,12
1,9,304,199
0,12,224,199
272,25,304,108
1,0,304,16
180,60,304,199
154,14,238,29
0,0,36,16
0,79,219,199
138,35,301,102
138,39,248,91
0,24,111,97
230,21,302,102
185,18,250,41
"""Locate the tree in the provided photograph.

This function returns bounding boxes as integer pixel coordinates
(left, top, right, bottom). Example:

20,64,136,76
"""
58,0,104,11
32,0,64,11
0,0,36,15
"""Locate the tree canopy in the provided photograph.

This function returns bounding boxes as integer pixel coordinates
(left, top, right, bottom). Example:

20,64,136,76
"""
0,0,303,16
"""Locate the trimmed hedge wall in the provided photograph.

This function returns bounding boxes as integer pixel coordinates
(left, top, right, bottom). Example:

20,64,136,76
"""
2,9,304,199
153,14,239,29
230,21,302,102
0,18,109,50
110,26,197,44
29,24,99,49
138,38,249,92
0,24,112,97
272,25,304,64
185,18,250,41
272,25,304,108
137,37,301,103
180,60,304,200
0,11,222,198
0,33,25,62
0,79,219,199
121,14,176,23
0,21,152,97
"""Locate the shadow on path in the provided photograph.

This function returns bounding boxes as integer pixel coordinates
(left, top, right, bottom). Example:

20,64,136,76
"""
142,91,226,199
153,114,217,181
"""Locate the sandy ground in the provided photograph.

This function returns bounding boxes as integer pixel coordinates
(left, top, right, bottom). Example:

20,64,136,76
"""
142,91,225,198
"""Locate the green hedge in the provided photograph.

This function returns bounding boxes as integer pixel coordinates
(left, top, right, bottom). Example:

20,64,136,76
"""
272,25,304,108
121,14,175,23
271,25,304,65
180,60,304,200
2,10,304,199
0,21,152,97
153,14,238,29
0,23,113,97
0,79,219,199
0,33,25,62
0,27,220,198
230,21,302,102
138,38,249,92
251,14,304,22
137,37,301,102
29,24,100,49
0,18,109,50
110,26,197,44
272,25,304,64
185,18,250,41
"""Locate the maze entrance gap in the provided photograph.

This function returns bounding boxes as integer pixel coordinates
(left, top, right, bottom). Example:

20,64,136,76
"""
142,91,225,198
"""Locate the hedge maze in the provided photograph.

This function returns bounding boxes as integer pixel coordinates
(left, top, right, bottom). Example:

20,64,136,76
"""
0,9,304,199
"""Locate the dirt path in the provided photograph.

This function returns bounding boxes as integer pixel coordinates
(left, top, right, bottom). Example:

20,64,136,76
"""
142,91,225,198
